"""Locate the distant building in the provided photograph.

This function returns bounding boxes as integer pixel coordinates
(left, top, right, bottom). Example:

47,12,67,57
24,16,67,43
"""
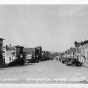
23,48,35,55
74,40,88,62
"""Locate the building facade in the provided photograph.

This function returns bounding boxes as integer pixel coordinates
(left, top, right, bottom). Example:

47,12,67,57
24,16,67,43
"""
74,40,88,63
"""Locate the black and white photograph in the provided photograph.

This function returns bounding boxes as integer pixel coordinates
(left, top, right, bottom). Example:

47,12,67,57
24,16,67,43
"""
0,3,88,87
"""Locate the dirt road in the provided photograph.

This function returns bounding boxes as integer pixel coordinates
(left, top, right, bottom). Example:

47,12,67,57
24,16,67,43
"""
0,60,88,83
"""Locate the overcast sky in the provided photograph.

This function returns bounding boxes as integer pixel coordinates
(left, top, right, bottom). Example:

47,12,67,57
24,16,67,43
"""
0,5,88,52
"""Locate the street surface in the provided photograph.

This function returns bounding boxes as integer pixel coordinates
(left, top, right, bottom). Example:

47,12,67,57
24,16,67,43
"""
0,60,88,83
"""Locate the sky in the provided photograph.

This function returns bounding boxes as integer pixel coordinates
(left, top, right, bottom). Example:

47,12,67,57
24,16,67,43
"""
0,5,88,52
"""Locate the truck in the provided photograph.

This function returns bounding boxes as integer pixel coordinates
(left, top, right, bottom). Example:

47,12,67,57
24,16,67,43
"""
25,46,42,63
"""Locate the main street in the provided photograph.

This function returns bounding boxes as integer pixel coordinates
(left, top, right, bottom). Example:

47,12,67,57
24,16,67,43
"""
0,60,88,83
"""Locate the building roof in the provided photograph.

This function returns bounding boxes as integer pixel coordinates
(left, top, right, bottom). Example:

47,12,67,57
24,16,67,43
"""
74,40,88,47
15,45,24,48
0,38,4,41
